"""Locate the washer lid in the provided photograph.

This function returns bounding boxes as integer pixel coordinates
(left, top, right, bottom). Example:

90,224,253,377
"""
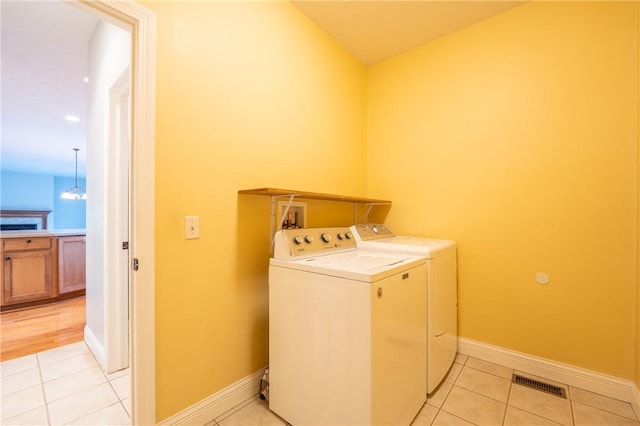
270,250,425,282
308,250,412,270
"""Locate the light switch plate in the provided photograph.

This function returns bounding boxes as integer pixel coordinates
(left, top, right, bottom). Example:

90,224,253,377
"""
185,216,200,239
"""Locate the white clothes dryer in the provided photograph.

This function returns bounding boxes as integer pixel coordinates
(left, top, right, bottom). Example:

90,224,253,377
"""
350,224,458,394
269,227,427,426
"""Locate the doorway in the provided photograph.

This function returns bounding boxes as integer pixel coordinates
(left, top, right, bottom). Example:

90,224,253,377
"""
80,2,157,424
0,0,131,373
76,1,156,424
0,0,155,422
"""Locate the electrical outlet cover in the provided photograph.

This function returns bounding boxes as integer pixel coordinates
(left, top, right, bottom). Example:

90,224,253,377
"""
185,216,200,239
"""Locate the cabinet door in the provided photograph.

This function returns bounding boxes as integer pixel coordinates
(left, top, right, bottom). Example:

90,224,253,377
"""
58,236,86,294
2,249,55,305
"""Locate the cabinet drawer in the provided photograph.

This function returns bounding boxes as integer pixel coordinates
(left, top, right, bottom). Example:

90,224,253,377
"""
3,238,52,251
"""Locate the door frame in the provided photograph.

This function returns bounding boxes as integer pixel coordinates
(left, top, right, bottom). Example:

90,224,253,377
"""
75,1,156,424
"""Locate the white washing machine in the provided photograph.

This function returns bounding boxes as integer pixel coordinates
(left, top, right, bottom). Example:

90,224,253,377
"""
269,227,427,426
350,224,457,394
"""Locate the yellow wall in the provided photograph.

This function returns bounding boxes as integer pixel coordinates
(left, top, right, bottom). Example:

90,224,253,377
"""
636,0,640,394
145,2,366,420
368,2,638,379
142,0,640,419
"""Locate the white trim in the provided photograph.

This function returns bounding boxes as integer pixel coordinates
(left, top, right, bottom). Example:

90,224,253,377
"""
73,1,157,424
157,368,266,426
84,325,106,369
104,51,131,376
122,3,156,425
458,337,636,403
632,382,640,421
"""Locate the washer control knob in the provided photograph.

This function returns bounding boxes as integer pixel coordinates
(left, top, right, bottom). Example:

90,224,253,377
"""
293,235,303,245
321,232,332,243
337,233,344,240
304,235,314,244
344,231,352,240
372,225,379,234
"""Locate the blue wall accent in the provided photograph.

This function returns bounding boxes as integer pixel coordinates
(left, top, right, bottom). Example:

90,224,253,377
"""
0,171,53,210
0,171,85,229
54,176,86,229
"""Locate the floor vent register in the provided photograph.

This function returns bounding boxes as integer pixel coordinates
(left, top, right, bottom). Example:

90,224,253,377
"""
512,374,567,398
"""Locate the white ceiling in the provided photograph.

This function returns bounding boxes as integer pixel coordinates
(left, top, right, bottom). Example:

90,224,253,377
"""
1,1,98,178
1,1,523,178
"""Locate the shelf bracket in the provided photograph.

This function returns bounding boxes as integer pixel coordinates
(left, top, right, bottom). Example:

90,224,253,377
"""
353,202,390,224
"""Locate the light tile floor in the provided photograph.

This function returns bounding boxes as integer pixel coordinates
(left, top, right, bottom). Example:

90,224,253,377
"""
1,342,130,425
210,354,640,426
3,343,638,426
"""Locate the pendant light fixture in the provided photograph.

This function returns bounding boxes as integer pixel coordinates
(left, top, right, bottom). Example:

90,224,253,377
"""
60,148,87,200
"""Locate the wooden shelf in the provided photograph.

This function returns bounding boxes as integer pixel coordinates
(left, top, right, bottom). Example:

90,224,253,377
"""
239,188,391,252
238,188,391,205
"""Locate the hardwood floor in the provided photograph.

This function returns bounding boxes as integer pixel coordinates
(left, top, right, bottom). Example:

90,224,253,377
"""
0,296,85,361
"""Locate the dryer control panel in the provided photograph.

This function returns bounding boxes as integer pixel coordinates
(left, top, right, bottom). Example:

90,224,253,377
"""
351,223,396,241
273,227,356,259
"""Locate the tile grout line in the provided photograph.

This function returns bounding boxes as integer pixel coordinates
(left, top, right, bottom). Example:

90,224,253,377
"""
572,398,640,425
440,366,481,425
425,359,465,425
502,370,514,426
450,375,509,405
568,386,640,422
459,361,577,425
79,341,131,421
431,401,440,426
106,371,132,420
93,346,132,423
35,352,52,426
464,363,512,381
42,342,126,425
568,386,576,426
453,362,568,426
419,397,437,426
507,379,573,425
215,395,260,424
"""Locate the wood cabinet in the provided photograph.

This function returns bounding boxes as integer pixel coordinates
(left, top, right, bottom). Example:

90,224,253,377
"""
57,235,86,294
1,237,56,306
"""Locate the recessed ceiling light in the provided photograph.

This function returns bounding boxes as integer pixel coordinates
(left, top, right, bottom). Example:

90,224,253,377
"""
84,77,89,83
65,115,80,123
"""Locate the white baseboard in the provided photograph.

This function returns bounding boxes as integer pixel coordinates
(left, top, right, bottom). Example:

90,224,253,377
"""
458,337,635,404
83,325,106,371
632,382,640,421
157,368,266,425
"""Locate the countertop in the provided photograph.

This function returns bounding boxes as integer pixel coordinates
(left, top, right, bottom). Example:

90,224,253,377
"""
0,229,86,239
